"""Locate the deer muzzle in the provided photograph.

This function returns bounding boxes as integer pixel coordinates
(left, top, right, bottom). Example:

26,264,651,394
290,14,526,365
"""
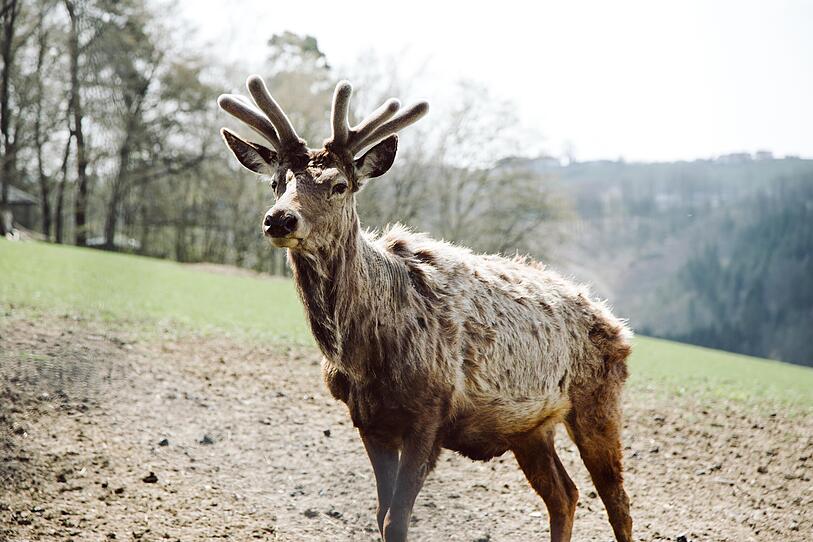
263,209,304,248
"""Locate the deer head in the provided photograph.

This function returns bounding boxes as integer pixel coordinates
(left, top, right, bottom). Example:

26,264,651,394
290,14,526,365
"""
218,75,428,251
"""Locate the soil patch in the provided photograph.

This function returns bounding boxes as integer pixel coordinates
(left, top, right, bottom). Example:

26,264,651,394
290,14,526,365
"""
1,315,810,541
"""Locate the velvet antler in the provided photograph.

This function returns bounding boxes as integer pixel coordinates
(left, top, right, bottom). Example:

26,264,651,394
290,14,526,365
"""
326,80,428,157
217,75,307,156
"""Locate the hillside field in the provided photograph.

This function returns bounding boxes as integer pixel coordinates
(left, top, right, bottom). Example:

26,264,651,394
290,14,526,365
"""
2,239,811,406
1,239,811,541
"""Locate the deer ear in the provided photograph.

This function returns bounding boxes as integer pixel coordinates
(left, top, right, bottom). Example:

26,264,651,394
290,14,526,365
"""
221,128,278,174
354,135,398,186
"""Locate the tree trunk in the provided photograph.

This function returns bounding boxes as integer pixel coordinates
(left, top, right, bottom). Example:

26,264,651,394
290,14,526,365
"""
138,182,149,255
103,137,133,250
103,98,144,249
65,0,89,246
55,132,72,244
34,9,51,239
0,0,19,235
36,149,52,238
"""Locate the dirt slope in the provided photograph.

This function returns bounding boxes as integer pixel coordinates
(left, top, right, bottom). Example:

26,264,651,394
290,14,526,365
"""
1,315,810,541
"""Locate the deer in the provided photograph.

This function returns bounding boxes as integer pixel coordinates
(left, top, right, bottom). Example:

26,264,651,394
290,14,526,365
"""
217,75,634,542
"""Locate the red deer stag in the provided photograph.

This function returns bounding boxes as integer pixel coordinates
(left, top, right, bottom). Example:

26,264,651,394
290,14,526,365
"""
218,75,633,542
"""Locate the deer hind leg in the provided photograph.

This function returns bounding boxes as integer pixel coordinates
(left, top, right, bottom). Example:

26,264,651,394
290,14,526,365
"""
566,383,632,542
512,428,579,542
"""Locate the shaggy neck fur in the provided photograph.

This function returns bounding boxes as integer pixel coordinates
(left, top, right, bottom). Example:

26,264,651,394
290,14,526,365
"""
288,205,410,376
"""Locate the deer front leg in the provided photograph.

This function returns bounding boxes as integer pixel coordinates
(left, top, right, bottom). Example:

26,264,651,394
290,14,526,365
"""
382,427,441,542
361,434,399,536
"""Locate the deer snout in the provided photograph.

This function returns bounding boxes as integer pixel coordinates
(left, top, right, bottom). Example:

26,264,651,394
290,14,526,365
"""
263,209,299,238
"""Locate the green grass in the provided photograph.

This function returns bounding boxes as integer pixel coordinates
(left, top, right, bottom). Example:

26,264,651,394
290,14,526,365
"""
0,238,310,344
2,238,812,407
629,336,813,407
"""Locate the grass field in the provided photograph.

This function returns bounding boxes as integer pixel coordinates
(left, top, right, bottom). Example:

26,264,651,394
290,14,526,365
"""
2,238,812,407
0,238,309,343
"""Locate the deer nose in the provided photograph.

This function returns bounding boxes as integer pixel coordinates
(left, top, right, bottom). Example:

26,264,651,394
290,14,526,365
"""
263,209,298,237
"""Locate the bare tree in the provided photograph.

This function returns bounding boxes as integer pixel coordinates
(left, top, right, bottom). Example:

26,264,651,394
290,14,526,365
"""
31,1,64,238
100,10,162,249
0,0,20,234
64,0,88,245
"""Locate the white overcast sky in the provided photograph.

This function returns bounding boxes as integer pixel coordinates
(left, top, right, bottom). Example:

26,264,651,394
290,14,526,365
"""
177,0,812,162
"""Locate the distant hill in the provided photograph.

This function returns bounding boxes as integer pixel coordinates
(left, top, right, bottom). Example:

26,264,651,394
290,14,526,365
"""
502,155,813,367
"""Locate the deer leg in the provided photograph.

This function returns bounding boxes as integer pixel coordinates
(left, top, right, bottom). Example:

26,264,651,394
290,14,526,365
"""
361,434,400,536
512,428,579,542
382,428,441,542
566,391,632,542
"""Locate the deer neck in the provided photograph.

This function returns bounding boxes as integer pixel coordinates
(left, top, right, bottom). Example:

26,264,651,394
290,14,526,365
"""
287,213,404,369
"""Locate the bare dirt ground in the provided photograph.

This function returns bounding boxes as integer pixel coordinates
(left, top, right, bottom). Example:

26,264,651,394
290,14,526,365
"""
1,314,811,541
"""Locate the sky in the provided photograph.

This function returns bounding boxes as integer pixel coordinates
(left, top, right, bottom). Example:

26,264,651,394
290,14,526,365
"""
178,0,813,162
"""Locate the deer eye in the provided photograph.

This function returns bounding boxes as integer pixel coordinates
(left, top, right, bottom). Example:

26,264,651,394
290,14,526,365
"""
271,180,278,190
331,183,347,195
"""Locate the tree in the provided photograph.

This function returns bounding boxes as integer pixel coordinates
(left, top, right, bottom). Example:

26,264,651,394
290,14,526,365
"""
357,78,563,256
95,0,161,248
0,0,21,234
64,0,89,245
31,0,68,239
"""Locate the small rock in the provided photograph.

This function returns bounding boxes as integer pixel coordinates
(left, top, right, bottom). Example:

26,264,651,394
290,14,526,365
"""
676,535,689,542
31,505,45,514
142,472,158,484
757,465,768,474
323,429,331,437
303,508,319,519
200,435,215,445
107,533,117,539
473,535,491,542
13,511,32,525
289,485,305,497
114,487,125,495
326,508,342,519
158,438,169,447
588,491,597,499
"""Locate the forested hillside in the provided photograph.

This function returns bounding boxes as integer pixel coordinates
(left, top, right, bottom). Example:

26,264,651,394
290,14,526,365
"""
525,156,813,366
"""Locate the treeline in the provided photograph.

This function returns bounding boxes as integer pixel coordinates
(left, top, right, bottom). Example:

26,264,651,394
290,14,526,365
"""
0,0,224,251
0,1,560,273
536,156,813,366
671,174,813,364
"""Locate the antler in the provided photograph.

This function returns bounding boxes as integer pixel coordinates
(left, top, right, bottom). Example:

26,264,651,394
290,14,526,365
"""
326,81,428,158
217,75,306,155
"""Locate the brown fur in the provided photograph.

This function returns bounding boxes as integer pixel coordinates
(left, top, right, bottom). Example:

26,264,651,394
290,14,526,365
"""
219,78,634,542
